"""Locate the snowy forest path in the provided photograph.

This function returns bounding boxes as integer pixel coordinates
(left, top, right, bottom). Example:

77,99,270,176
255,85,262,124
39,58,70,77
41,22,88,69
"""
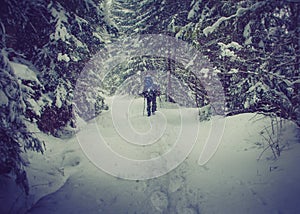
26,96,300,214
27,96,203,213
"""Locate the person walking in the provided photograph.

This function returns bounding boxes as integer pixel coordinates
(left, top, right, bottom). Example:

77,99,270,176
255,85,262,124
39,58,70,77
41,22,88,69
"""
142,74,160,117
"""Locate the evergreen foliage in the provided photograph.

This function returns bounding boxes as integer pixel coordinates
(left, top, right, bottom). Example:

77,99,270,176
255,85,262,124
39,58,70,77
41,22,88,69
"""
0,0,299,195
0,46,44,195
106,0,300,125
175,0,300,125
0,0,114,193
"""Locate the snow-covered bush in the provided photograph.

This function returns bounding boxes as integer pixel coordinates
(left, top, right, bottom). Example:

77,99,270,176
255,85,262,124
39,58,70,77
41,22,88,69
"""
37,104,75,137
199,104,212,122
74,78,108,121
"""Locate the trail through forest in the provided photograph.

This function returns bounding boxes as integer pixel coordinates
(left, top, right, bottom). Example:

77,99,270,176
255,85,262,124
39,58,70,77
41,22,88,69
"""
25,97,300,214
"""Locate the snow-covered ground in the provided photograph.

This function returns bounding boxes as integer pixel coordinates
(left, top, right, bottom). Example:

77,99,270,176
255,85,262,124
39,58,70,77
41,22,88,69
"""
3,96,300,214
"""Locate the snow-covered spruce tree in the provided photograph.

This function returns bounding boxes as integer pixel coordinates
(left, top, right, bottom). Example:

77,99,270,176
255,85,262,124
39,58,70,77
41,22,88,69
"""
30,0,113,136
0,31,44,194
109,0,190,36
173,0,300,126
225,1,300,126
0,0,73,137
0,1,47,122
1,0,114,137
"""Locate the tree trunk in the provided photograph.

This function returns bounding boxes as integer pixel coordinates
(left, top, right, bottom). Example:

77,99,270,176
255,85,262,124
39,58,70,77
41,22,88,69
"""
290,2,300,74
166,58,172,102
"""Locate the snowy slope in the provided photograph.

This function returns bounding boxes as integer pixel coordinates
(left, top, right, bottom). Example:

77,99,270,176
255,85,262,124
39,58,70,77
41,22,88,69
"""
22,96,300,214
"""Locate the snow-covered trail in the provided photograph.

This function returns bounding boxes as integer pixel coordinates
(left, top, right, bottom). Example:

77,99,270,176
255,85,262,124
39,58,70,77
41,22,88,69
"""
26,96,300,213
26,96,204,213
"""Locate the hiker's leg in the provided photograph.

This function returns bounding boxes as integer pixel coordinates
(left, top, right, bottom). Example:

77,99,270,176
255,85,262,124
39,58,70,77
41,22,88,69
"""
146,96,151,116
152,95,157,113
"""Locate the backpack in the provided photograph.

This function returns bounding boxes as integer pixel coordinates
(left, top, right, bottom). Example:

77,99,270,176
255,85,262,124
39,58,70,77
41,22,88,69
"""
144,75,153,92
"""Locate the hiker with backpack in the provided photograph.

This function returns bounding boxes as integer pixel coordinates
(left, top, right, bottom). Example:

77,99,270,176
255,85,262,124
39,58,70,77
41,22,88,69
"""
142,74,160,117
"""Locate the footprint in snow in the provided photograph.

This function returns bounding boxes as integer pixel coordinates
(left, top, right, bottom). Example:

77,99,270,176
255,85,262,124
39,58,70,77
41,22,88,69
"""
169,174,185,193
62,155,81,168
176,207,198,214
150,190,169,212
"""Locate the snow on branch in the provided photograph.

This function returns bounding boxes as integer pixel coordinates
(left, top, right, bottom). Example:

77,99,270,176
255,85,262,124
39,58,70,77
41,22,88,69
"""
74,15,88,32
218,41,242,58
203,2,265,37
203,14,236,37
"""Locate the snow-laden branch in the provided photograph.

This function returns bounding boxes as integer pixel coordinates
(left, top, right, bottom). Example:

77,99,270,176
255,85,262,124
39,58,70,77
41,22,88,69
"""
203,2,265,37
218,41,242,58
